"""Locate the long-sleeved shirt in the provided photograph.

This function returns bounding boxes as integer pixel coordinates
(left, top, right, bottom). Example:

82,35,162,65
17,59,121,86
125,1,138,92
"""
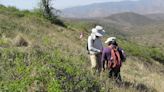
101,47,112,68
101,47,124,69
87,34,103,55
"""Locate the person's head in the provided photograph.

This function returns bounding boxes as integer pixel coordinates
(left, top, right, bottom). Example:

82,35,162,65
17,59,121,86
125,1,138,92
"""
95,25,105,35
91,27,105,39
105,37,117,46
111,41,118,49
108,41,113,46
105,37,116,43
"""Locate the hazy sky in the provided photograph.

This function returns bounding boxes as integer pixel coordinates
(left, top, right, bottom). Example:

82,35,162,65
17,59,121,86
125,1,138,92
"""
0,0,139,10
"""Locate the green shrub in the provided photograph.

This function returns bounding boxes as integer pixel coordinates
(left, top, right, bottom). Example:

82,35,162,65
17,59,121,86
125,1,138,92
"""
118,39,164,64
150,48,164,64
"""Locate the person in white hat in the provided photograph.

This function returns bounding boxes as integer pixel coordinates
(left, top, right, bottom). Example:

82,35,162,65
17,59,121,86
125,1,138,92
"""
87,25,105,75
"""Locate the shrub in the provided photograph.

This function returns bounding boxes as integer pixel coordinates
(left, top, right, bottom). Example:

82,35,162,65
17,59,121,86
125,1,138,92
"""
13,35,29,47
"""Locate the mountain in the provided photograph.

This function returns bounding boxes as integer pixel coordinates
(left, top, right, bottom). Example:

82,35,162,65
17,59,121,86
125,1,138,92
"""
145,13,164,21
105,12,155,26
62,0,164,18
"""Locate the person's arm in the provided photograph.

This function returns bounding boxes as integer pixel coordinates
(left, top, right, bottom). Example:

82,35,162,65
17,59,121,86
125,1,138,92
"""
101,49,106,70
107,48,112,69
88,36,101,53
119,47,126,61
121,49,126,58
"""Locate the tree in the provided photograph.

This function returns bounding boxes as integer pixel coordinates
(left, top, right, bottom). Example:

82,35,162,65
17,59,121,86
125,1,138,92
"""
41,0,53,17
40,0,65,27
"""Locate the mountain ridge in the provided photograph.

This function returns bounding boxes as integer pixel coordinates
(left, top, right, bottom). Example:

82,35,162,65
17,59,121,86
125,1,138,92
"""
105,12,155,26
62,0,164,18
145,13,164,21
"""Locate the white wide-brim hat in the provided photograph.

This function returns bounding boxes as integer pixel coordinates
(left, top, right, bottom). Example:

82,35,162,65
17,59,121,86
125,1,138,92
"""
91,28,103,37
105,37,116,43
95,25,105,34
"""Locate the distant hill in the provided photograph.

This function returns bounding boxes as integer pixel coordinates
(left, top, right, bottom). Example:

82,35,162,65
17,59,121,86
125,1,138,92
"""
145,13,164,21
62,0,164,18
105,12,155,26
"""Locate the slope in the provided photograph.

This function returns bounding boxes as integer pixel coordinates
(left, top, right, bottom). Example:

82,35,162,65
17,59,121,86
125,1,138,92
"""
0,5,99,92
95,12,164,48
0,5,164,92
145,13,164,21
65,16,164,92
106,12,155,26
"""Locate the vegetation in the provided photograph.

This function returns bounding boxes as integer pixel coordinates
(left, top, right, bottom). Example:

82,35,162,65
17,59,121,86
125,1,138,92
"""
0,5,164,92
118,39,164,64
0,5,99,92
39,0,65,27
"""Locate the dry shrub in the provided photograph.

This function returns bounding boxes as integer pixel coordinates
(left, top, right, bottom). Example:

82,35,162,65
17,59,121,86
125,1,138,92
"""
13,34,29,47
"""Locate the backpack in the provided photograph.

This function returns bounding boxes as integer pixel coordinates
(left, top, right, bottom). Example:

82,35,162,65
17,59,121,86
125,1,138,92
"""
117,48,126,62
108,47,122,69
87,39,95,54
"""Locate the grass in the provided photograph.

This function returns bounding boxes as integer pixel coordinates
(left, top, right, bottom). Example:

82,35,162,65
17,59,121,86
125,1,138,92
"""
0,5,100,92
0,47,99,92
122,57,164,92
118,39,164,64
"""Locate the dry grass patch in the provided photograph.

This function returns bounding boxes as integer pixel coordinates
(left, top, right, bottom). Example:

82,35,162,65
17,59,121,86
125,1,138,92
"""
13,34,30,47
122,57,164,92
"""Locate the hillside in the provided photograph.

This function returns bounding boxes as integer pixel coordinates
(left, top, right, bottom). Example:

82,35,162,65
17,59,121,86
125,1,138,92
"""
145,13,164,21
62,0,164,18
106,12,155,26
0,5,164,92
84,12,164,48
